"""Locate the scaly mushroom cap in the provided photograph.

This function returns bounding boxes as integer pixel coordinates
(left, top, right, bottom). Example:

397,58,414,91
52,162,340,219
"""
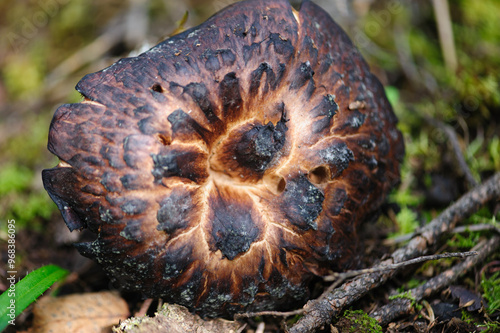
42,0,404,318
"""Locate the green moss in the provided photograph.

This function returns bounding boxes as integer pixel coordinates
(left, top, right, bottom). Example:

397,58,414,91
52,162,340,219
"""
343,309,382,333
388,291,422,312
390,206,419,237
2,55,44,100
481,271,500,315
478,320,500,333
405,278,424,290
446,232,480,249
0,172,57,229
11,191,56,226
388,291,414,302
3,115,53,166
0,164,33,196
461,309,475,324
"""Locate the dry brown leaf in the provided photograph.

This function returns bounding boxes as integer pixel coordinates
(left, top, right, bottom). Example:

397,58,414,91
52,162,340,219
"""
32,291,129,333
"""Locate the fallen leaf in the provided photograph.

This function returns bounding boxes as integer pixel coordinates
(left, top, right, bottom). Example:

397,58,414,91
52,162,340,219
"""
32,291,129,333
449,286,483,311
431,302,460,321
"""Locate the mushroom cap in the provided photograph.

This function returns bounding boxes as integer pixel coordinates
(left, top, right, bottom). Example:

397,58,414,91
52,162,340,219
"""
42,0,404,318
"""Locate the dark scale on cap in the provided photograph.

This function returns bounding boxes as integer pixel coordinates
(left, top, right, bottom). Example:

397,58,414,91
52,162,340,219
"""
183,82,221,125
290,61,314,90
319,142,355,178
162,243,193,280
101,172,121,192
120,219,144,242
157,189,194,233
250,63,272,96
281,176,324,231
339,110,366,131
326,188,348,216
218,49,236,66
209,188,262,260
120,198,148,215
267,33,295,61
310,94,338,133
42,0,404,319
120,174,146,190
235,114,287,173
167,109,212,144
151,148,207,183
219,72,243,122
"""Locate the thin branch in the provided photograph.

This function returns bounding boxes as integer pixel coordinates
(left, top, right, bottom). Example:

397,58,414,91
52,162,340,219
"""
288,172,500,333
384,223,499,245
323,251,477,282
453,224,500,234
235,252,477,320
370,236,500,325
235,308,304,319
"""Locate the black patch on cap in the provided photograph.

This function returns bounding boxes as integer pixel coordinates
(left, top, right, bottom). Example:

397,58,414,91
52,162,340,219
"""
137,116,158,135
219,49,236,66
219,72,243,121
327,188,347,216
249,63,271,96
209,191,260,260
340,110,366,130
311,94,338,133
120,219,143,242
301,36,318,63
42,167,86,231
319,142,354,177
205,54,220,72
151,149,205,183
311,94,338,118
167,109,211,143
100,145,126,169
157,189,193,233
162,243,193,280
183,82,220,124
120,174,144,190
281,176,324,231
235,112,287,172
243,42,261,64
318,53,333,75
101,172,121,192
267,33,294,61
74,241,96,259
290,62,314,90
121,198,148,215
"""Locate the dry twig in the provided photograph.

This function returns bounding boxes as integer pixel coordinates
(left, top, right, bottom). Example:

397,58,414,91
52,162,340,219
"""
370,236,500,325
235,252,476,320
384,223,499,245
288,172,500,333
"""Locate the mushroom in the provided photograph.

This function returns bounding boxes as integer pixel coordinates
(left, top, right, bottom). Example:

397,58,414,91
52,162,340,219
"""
42,0,404,318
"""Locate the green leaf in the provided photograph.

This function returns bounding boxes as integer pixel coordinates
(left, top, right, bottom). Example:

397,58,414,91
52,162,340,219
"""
0,265,69,331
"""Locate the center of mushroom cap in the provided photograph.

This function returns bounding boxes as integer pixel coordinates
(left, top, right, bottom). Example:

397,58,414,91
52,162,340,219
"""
208,116,288,183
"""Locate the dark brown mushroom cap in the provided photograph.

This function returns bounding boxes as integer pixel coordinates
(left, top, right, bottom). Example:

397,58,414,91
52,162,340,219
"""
42,0,404,318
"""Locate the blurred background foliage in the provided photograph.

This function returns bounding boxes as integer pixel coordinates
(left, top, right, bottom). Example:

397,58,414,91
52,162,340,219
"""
0,0,498,273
